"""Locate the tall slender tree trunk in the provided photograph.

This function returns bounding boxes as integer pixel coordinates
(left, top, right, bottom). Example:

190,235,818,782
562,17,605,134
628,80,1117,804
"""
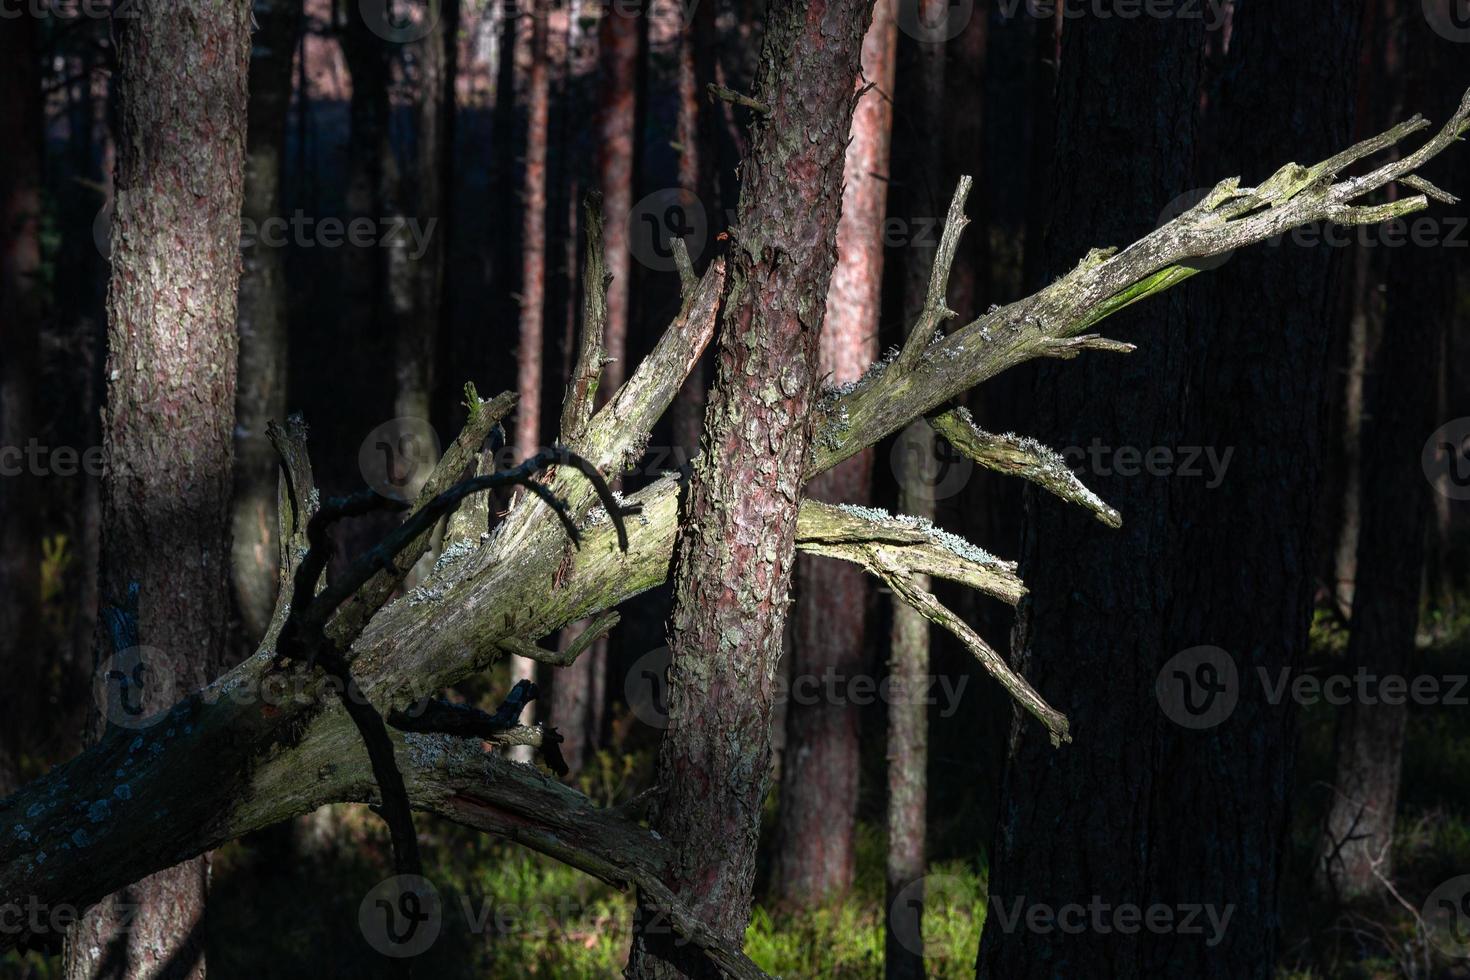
1318,5,1456,900
233,0,304,647
552,0,643,770
64,2,251,977
886,13,945,979
624,0,873,974
399,0,456,423
979,4,1359,977
597,1,639,394
0,11,44,797
510,0,553,757
670,0,724,454
770,0,895,910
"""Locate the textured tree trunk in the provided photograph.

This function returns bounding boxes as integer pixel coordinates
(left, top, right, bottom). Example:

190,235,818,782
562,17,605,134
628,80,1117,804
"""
233,0,303,647
979,5,1358,978
510,0,554,758
769,0,894,910
624,0,873,974
978,14,1206,980
886,12,945,978
1318,6,1455,901
64,2,250,977
0,11,44,797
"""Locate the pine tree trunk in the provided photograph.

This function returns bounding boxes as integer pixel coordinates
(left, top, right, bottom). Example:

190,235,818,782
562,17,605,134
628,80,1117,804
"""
979,5,1359,977
624,0,873,974
64,2,251,977
1318,7,1456,900
978,14,1206,980
233,0,303,646
886,11,945,978
553,1,643,770
770,0,894,910
510,0,554,756
0,11,44,797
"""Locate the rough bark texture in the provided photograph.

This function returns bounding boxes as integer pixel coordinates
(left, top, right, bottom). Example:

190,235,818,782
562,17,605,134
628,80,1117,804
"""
1319,10,1455,900
65,2,251,978
233,0,303,645
979,6,1359,979
624,0,874,973
770,0,894,909
977,14,1205,980
0,12,43,798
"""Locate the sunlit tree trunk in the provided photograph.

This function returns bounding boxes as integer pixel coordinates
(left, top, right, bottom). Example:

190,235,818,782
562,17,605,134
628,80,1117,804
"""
64,1,251,976
509,0,554,757
624,0,873,973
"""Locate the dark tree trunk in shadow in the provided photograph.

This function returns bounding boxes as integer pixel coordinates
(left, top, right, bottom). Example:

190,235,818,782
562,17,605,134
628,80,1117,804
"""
979,5,1359,978
0,11,44,798
63,2,251,977
233,0,303,646
1318,6,1460,901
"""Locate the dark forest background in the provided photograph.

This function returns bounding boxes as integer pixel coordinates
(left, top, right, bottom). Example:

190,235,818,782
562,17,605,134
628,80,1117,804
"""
3,0,1470,976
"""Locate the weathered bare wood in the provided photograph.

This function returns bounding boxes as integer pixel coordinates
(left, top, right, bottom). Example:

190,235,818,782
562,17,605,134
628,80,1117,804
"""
928,407,1122,528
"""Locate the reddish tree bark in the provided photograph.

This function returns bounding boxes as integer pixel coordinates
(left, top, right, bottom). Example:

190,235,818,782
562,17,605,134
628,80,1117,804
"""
624,0,874,974
510,0,555,752
770,0,895,909
64,1,251,977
